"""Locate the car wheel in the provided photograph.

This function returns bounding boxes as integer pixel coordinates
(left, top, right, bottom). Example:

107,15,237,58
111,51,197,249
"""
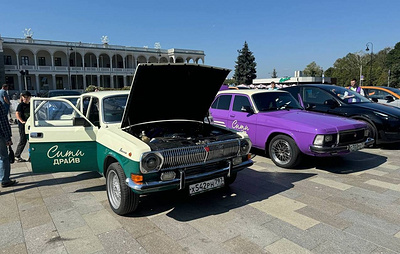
106,162,139,215
225,172,237,186
362,120,376,147
268,135,301,168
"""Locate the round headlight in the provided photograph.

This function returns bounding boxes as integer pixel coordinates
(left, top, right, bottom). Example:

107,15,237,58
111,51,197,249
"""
141,153,162,173
239,139,251,155
324,135,333,142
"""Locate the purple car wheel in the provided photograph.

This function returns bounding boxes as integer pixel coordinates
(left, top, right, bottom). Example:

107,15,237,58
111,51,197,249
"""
269,135,301,168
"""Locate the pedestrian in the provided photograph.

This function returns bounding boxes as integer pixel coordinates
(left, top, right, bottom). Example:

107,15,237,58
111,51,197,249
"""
268,81,278,90
0,100,17,187
348,79,365,96
15,91,31,162
0,84,11,114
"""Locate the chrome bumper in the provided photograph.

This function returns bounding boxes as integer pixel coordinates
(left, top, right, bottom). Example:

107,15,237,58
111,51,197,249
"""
125,159,253,194
310,137,374,154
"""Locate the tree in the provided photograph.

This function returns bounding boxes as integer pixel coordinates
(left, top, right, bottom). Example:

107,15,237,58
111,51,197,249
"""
386,42,400,87
271,68,278,78
233,41,257,85
224,78,236,85
303,61,323,77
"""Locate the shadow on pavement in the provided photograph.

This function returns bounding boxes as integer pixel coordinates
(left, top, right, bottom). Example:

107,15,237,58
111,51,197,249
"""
251,148,387,174
121,168,316,221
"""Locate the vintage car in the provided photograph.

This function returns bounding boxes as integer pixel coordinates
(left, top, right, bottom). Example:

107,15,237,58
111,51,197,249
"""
362,86,400,108
26,64,253,215
209,89,373,168
282,84,400,145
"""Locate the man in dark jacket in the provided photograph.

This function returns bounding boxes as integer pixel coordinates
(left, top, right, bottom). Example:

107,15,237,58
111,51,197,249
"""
0,100,17,187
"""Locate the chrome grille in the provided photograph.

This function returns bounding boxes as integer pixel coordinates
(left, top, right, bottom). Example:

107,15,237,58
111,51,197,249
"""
160,139,240,170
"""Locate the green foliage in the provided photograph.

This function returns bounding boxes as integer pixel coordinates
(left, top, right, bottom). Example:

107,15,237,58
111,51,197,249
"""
303,61,323,77
224,78,236,85
386,42,400,87
233,41,257,85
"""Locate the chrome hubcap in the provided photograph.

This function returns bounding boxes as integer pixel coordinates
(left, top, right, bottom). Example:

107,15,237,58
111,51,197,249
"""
107,170,121,209
271,139,292,165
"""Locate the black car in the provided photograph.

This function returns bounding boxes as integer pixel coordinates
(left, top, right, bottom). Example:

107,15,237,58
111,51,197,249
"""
282,84,400,145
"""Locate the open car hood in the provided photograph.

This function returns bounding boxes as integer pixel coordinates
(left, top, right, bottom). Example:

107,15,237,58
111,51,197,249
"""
121,64,230,128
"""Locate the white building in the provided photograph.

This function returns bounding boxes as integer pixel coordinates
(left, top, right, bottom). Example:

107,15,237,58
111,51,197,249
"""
253,71,333,86
0,34,205,95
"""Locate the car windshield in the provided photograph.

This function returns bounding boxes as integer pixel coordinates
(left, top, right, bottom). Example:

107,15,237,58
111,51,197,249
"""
103,95,128,123
329,86,370,104
252,92,303,111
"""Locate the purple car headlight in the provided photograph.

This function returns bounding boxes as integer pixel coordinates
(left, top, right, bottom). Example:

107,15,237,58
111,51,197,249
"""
313,134,335,146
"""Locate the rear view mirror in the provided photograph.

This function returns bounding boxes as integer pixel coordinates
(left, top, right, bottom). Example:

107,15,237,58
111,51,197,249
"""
370,98,378,103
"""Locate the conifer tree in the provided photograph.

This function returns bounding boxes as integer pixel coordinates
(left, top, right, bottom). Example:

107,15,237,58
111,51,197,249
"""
233,41,257,85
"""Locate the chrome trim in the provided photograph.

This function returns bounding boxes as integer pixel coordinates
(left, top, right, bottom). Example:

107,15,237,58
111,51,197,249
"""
126,159,253,194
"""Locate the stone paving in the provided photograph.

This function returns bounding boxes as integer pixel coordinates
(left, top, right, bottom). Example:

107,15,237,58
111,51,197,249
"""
1,125,400,253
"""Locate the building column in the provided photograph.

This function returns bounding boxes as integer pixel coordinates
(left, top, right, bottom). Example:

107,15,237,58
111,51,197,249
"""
35,74,40,92
83,74,87,90
123,75,127,87
16,53,20,69
123,56,126,69
51,55,54,69
111,74,114,88
96,56,99,70
17,74,22,92
97,75,100,87
34,54,38,69
52,74,56,90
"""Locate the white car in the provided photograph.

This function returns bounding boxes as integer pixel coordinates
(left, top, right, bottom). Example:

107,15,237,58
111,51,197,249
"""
26,64,253,215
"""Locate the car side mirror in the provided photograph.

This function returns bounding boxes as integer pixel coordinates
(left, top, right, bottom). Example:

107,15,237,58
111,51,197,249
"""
73,117,91,127
370,98,378,103
241,105,254,114
324,99,339,108
385,95,394,102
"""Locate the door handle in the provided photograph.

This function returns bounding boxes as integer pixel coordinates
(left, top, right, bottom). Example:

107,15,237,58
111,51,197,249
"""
30,132,43,138
230,115,235,117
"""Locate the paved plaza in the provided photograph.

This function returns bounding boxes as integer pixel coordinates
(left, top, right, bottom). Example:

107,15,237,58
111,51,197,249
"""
1,125,400,253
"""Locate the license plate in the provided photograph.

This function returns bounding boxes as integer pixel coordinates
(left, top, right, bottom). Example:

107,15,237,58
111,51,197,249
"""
189,177,225,195
348,142,364,152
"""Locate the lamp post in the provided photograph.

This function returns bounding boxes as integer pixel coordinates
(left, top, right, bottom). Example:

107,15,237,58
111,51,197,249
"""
365,42,373,86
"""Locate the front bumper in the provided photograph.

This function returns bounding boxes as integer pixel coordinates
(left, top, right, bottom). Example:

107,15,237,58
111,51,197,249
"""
125,159,253,194
310,137,374,154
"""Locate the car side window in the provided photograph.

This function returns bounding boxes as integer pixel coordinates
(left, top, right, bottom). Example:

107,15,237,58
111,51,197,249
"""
232,95,251,112
34,99,81,127
211,95,232,110
303,87,332,104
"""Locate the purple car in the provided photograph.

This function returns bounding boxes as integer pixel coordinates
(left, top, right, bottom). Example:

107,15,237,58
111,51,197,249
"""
210,89,374,168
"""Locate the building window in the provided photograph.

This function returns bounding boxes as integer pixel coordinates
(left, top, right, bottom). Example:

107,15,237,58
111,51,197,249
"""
38,57,46,66
56,77,63,89
4,56,12,65
25,77,33,90
54,57,62,66
21,56,29,65
5,76,15,90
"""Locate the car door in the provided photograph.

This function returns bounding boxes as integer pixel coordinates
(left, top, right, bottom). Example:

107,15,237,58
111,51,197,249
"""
229,95,258,143
368,88,400,107
28,97,99,173
209,94,233,128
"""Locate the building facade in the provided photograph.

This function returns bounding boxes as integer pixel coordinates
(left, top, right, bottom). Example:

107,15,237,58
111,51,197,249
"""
253,71,334,86
0,35,205,95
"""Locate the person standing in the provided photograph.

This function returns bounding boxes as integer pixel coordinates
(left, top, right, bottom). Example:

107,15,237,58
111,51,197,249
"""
15,91,31,162
0,84,11,114
0,100,17,187
348,79,365,96
268,81,278,90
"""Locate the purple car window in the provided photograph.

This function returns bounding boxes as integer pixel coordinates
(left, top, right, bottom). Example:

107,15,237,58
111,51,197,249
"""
211,95,232,110
233,96,251,112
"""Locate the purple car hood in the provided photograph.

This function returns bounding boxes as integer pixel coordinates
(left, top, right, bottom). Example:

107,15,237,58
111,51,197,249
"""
258,109,366,133
121,64,230,128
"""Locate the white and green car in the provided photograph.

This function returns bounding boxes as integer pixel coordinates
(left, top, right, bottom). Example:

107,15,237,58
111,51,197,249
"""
27,64,254,215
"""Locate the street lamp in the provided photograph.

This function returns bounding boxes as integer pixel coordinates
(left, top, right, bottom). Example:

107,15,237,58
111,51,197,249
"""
365,42,373,86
